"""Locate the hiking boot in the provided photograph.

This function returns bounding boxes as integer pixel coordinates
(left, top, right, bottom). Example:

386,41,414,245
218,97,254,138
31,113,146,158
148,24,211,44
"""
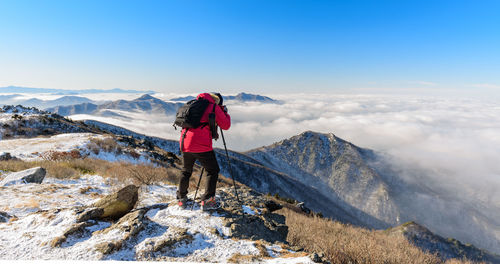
201,197,218,211
178,197,188,209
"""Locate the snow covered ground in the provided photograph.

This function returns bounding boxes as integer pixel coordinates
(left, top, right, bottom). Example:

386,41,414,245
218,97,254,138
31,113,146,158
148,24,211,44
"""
0,133,151,164
0,174,313,263
0,133,102,161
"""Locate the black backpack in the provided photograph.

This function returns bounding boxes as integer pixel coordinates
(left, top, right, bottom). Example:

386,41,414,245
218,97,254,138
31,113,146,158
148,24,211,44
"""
173,98,210,129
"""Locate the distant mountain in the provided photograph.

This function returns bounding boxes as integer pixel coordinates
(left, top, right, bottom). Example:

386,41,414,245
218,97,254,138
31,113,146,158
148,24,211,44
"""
226,92,278,103
47,103,99,116
0,94,22,106
46,94,183,116
170,93,278,103
0,94,21,101
0,86,156,94
20,96,94,109
170,95,196,102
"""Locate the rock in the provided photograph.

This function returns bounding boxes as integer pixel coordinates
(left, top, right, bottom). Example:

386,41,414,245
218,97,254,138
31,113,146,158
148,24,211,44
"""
297,202,311,214
264,200,283,212
0,167,46,186
310,253,321,263
91,185,139,220
225,212,288,243
50,221,96,247
76,208,105,222
153,227,193,252
208,227,223,237
95,241,122,255
0,152,17,161
309,252,329,263
0,211,12,222
95,209,148,255
136,227,194,259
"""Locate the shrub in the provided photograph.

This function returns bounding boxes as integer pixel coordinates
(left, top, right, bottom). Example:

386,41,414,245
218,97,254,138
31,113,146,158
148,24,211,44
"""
87,137,122,154
41,150,82,161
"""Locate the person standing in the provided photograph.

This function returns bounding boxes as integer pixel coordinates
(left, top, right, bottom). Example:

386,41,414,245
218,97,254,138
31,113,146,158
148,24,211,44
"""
176,92,230,210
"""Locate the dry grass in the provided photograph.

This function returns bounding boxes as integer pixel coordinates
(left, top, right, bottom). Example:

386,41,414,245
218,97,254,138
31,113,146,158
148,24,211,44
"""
227,253,261,263
87,137,122,155
0,158,180,185
41,150,82,161
0,158,236,190
253,240,271,258
279,207,480,264
14,198,40,209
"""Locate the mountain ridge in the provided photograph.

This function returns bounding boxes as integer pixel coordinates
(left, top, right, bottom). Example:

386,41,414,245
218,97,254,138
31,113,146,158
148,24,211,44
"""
46,94,183,116
0,86,155,94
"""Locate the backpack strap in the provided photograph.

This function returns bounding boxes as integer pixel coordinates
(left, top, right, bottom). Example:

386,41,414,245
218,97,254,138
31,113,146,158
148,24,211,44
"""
209,103,219,140
180,128,188,153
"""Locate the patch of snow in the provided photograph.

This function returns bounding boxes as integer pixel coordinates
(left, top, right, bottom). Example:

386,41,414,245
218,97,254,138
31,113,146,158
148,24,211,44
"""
0,175,112,217
87,150,150,165
0,133,104,161
264,256,315,264
242,205,256,215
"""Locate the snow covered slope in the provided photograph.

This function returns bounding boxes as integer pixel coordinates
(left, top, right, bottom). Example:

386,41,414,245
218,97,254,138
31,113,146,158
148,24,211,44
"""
0,133,102,161
0,174,313,262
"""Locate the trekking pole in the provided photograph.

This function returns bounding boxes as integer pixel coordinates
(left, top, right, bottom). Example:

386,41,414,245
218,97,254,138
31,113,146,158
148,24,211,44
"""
191,168,204,211
219,128,241,204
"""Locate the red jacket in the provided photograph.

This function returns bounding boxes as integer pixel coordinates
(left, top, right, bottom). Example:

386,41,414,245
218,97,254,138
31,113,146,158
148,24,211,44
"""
180,93,231,153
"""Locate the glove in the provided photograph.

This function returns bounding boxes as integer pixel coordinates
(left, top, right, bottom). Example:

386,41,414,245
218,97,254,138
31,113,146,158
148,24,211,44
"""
222,105,228,113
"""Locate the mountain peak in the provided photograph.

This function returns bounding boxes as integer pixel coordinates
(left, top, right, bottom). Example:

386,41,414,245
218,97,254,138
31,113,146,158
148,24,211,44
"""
298,130,335,138
135,94,157,101
228,93,277,103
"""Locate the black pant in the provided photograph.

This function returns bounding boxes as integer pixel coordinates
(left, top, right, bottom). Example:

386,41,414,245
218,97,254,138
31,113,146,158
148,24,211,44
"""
176,151,220,201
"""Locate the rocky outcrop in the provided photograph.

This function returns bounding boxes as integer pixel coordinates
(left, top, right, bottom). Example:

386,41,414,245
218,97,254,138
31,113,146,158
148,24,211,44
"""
217,187,289,243
94,209,148,254
50,221,97,247
0,167,46,187
76,185,139,221
136,227,194,259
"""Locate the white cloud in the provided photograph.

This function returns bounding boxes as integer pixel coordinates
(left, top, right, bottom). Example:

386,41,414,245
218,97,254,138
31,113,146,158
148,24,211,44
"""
472,83,500,89
411,81,438,86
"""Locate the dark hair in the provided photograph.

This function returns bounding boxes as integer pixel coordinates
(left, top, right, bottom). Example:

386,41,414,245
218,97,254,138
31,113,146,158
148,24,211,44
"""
213,92,223,105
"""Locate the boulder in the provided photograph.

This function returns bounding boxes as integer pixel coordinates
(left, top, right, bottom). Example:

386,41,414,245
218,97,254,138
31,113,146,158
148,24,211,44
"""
0,167,46,187
0,152,17,161
264,200,283,212
90,185,139,220
0,211,12,223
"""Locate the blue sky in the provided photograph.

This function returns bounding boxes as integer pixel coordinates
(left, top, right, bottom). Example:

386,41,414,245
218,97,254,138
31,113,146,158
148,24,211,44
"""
1,0,499,95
